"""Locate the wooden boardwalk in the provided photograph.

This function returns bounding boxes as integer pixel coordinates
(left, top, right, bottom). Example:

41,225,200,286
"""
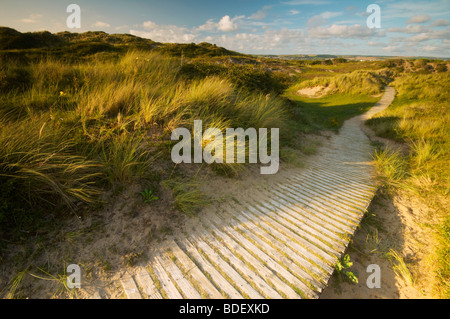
93,87,396,299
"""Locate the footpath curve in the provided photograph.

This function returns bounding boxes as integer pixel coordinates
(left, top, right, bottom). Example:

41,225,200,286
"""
89,87,396,299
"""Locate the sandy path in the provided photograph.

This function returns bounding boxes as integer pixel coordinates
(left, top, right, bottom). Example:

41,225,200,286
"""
82,87,396,299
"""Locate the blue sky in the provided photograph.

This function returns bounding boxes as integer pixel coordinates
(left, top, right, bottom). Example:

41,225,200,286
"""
1,0,449,57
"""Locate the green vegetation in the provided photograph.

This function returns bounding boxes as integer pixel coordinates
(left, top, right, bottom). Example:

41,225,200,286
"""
0,49,289,246
366,72,450,297
141,189,159,203
334,254,358,284
0,27,240,62
180,59,289,94
386,248,415,286
162,178,210,216
286,93,380,132
1,27,448,299
283,68,390,132
367,73,449,197
289,69,391,95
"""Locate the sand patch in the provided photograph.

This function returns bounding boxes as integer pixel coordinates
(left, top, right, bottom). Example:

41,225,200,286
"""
296,86,331,98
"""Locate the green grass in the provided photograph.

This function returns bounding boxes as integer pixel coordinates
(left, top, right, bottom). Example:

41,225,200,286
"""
366,73,449,197
437,216,450,297
180,59,288,94
373,147,409,189
285,93,380,132
283,68,389,132
0,49,290,242
288,69,391,95
386,249,415,286
162,178,210,216
366,72,450,298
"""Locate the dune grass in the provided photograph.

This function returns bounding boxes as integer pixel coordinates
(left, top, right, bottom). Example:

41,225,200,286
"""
366,72,450,297
367,73,449,197
162,178,210,216
288,69,391,96
0,50,291,241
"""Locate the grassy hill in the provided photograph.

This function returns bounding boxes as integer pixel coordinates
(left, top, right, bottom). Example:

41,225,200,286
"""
0,27,242,62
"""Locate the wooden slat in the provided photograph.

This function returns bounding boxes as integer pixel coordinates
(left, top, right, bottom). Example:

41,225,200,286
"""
135,268,163,299
120,274,142,299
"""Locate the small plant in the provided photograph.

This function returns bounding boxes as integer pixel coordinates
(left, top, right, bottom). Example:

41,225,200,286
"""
123,251,143,267
141,188,159,203
329,117,339,127
335,254,358,284
386,249,415,285
162,178,210,216
28,266,78,298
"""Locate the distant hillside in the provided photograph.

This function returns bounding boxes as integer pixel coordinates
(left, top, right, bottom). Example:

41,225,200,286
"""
0,27,66,50
0,27,242,61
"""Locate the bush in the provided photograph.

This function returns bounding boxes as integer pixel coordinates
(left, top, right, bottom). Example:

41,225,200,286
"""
436,64,448,72
414,59,428,69
332,58,347,64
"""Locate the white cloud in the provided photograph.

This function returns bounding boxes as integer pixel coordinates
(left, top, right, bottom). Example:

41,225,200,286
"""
197,15,243,33
307,15,328,27
384,1,450,22
131,20,196,43
382,45,400,53
431,19,449,27
368,41,387,47
289,9,301,15
423,45,439,51
217,15,239,32
131,29,196,43
143,21,158,29
308,24,377,39
388,25,431,33
115,25,129,31
380,38,449,57
407,14,432,24
408,27,450,42
306,11,342,27
320,12,343,19
197,19,217,31
92,21,111,28
20,14,43,24
249,6,272,20
209,28,305,53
